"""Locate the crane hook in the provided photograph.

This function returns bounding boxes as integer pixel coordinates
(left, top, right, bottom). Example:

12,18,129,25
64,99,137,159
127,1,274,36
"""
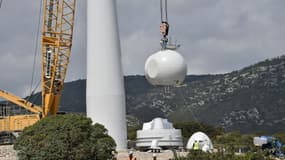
159,0,179,50
160,0,169,49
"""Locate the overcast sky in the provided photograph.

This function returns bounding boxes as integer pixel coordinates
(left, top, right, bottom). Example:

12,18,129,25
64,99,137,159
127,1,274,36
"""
0,0,285,97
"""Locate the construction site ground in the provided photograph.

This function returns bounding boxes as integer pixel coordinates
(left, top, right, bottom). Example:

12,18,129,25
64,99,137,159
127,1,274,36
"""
0,145,284,160
0,146,185,160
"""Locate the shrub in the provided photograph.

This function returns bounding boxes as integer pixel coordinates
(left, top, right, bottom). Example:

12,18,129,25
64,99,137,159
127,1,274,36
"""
14,114,116,160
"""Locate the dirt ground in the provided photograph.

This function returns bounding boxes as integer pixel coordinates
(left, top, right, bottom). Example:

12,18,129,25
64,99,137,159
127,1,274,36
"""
0,145,17,160
116,150,188,160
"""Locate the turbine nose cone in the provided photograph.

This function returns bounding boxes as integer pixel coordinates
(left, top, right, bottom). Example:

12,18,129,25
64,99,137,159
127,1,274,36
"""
144,49,187,86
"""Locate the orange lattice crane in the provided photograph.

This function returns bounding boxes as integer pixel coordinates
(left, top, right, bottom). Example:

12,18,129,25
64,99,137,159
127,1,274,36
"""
0,0,76,132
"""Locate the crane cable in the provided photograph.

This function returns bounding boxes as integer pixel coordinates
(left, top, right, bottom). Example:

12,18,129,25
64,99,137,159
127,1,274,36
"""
0,0,3,8
28,0,43,102
162,85,205,130
160,0,168,22
177,87,206,130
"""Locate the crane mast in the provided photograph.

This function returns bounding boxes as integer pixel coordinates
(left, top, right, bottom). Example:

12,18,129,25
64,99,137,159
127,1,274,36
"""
0,0,76,132
41,0,76,116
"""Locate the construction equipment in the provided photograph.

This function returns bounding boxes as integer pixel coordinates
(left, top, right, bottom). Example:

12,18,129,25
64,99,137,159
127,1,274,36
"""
0,0,76,134
254,136,284,157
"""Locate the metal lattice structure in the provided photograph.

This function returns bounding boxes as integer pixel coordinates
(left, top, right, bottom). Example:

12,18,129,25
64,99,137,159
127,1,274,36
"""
41,0,76,116
0,0,76,132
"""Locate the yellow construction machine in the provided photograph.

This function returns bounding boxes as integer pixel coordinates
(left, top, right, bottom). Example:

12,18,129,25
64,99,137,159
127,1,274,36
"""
0,0,76,140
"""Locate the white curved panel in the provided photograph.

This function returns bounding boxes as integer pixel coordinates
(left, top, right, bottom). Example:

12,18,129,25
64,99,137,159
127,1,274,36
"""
145,50,187,86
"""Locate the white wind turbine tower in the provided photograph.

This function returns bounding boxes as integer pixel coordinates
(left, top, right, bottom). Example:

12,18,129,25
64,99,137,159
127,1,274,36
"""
86,0,127,150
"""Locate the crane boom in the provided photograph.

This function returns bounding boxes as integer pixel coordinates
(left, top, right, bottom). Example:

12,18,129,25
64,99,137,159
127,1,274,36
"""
0,90,41,131
41,0,76,116
0,0,76,132
0,90,42,114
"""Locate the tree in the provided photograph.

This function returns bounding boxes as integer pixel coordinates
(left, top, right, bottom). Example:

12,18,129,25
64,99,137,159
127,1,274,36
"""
173,150,274,160
214,132,255,153
173,121,224,143
14,114,116,160
127,125,141,140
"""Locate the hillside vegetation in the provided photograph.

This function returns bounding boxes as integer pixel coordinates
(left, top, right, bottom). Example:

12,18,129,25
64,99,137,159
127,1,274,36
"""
2,55,285,134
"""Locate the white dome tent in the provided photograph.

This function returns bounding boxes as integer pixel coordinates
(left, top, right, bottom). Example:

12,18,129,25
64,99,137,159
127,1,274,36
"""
186,131,213,152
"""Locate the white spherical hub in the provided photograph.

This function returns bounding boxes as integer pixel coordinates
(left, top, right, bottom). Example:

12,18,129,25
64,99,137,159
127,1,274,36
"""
144,49,187,86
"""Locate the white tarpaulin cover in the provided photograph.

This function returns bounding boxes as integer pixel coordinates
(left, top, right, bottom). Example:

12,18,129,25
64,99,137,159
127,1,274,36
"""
186,131,213,152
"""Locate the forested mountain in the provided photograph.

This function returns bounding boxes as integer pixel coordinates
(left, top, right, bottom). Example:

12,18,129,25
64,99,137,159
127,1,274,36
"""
2,55,285,134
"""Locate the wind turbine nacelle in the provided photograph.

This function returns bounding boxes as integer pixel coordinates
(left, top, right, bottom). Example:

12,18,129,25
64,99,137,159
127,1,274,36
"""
144,49,187,86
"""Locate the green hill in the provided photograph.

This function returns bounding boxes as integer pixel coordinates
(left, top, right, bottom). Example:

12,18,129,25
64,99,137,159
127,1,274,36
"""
2,55,285,134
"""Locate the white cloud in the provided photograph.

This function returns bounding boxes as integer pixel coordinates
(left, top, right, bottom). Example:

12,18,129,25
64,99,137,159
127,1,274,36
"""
1,0,285,97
